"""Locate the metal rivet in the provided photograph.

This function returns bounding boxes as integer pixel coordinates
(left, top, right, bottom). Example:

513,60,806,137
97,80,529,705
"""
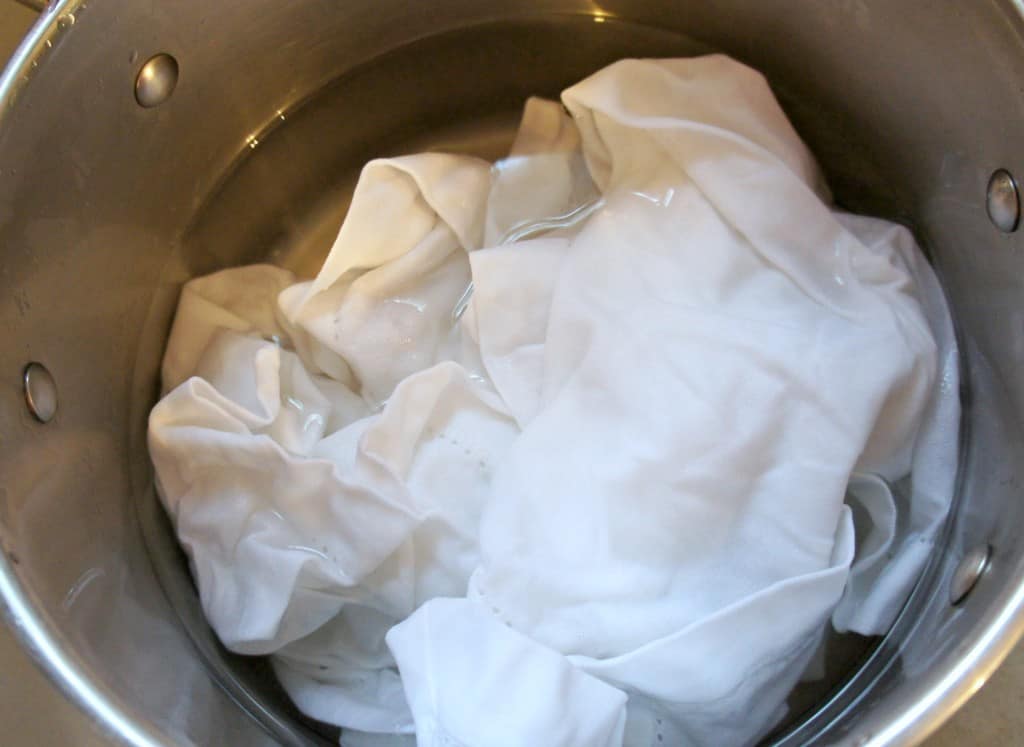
134,53,178,108
23,362,57,423
986,169,1020,233
951,545,991,605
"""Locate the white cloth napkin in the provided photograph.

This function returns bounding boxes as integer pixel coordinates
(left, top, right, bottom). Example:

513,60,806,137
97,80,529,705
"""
387,597,628,747
148,54,959,747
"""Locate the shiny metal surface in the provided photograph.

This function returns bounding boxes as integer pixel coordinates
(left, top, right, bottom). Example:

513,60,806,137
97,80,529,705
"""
23,361,57,423
12,0,45,12
985,169,1020,233
133,53,178,108
3,1,1024,747
951,546,993,606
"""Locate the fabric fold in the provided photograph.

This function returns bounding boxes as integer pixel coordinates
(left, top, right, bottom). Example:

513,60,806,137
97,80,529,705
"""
387,597,628,747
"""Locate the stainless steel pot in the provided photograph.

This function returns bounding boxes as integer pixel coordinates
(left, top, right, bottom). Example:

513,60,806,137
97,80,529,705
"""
2,1,1023,745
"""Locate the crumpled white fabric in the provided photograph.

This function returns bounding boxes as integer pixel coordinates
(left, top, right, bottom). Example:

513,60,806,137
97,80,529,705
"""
151,152,519,738
278,154,491,404
148,54,959,747
387,597,628,747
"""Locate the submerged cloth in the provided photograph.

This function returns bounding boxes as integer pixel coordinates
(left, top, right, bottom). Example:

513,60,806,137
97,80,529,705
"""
148,55,960,747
